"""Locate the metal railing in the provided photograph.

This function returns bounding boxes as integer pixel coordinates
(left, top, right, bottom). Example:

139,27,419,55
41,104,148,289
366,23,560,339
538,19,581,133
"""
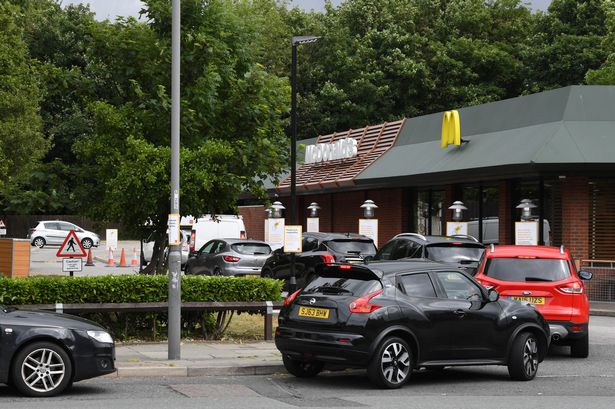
12,301,284,340
580,260,615,302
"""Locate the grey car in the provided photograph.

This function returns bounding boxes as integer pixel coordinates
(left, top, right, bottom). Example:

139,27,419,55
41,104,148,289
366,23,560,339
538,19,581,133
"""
184,239,271,276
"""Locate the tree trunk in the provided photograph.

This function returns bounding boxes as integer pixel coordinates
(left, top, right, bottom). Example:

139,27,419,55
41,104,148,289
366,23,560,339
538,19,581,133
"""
141,221,169,275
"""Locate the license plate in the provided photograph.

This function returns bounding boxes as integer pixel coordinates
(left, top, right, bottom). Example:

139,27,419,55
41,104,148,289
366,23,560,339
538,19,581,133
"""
298,306,330,319
511,296,545,305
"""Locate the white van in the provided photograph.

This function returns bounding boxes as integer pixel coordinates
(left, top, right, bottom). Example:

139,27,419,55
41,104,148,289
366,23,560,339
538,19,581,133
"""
190,215,246,252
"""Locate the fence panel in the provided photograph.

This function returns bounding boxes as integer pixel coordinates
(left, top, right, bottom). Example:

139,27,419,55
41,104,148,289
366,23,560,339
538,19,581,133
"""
581,260,615,302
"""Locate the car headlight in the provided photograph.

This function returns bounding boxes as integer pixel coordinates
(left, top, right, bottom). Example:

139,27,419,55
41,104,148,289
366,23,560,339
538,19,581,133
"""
87,330,114,343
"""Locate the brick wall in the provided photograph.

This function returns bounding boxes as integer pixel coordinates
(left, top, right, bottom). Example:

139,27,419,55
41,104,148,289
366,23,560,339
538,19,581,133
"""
367,188,406,246
561,176,590,261
238,206,266,241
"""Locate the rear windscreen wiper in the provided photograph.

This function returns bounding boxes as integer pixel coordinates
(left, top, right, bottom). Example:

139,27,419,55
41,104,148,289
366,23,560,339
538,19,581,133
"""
525,277,553,282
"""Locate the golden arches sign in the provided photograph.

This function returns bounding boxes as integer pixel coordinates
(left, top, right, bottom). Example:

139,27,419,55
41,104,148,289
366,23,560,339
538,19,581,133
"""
441,110,461,148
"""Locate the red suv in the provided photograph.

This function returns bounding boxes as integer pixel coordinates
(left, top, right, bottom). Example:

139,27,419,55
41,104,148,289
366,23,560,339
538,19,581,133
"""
475,245,593,357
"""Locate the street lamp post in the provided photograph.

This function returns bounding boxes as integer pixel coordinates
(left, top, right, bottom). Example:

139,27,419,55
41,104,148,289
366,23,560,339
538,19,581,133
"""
289,35,319,293
168,0,181,360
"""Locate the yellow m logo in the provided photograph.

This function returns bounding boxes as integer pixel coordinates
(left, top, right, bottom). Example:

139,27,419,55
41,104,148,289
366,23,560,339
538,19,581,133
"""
441,110,461,148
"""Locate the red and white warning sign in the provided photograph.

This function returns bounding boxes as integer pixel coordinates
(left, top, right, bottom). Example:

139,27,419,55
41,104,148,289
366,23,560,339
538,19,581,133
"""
56,230,87,258
0,219,6,236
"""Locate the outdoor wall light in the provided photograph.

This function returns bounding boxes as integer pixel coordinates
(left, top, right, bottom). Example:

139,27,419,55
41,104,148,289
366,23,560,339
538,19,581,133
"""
360,200,378,219
270,201,286,219
448,201,467,222
307,202,321,218
516,198,537,221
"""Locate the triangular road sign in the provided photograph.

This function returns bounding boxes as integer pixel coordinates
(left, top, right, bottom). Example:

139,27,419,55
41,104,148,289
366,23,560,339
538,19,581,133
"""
56,230,87,258
0,220,5,228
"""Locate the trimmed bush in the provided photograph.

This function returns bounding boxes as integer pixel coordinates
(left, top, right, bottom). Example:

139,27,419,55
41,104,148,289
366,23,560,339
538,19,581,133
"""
0,275,283,340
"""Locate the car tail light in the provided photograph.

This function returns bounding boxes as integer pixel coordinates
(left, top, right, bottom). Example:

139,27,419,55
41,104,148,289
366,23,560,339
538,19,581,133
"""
320,253,335,263
349,289,383,313
223,255,240,262
240,231,247,239
190,231,196,252
339,264,352,270
284,289,301,306
559,281,583,294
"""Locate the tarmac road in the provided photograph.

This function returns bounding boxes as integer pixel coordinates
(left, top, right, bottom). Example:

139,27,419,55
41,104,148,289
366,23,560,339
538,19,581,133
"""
28,240,142,276
2,317,614,409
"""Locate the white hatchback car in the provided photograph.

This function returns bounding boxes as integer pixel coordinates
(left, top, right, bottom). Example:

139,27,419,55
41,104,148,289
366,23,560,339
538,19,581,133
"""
28,221,100,249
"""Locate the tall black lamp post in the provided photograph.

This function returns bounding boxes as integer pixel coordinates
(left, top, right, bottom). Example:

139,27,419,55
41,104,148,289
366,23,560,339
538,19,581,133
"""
289,35,319,293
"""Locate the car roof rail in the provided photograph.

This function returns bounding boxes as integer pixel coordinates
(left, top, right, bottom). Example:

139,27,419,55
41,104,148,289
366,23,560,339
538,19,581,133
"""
560,245,565,254
449,234,479,243
490,244,495,253
395,232,427,241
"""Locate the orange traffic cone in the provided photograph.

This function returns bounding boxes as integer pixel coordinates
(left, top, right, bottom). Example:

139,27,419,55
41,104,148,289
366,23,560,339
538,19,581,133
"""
131,247,139,266
118,248,129,267
106,248,115,267
85,248,95,266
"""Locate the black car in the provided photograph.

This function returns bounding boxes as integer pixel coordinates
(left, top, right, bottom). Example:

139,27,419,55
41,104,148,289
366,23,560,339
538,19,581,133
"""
275,260,550,389
261,232,377,288
373,233,485,275
0,305,116,397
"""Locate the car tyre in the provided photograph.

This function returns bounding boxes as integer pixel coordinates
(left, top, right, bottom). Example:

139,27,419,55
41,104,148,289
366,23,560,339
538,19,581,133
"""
11,341,73,397
261,268,272,278
184,264,193,275
507,332,539,381
81,238,93,249
368,336,412,389
213,267,222,276
282,354,324,378
32,237,46,248
570,334,589,358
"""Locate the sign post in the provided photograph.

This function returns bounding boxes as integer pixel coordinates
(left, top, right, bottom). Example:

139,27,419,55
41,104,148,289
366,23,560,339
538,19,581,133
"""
56,230,87,277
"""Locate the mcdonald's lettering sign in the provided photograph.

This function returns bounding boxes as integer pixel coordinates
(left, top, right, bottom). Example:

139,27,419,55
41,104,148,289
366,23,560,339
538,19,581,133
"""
441,110,461,148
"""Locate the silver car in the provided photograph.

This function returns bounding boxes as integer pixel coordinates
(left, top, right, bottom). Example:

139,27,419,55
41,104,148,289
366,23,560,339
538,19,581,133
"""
27,220,100,249
184,238,271,276
142,229,191,267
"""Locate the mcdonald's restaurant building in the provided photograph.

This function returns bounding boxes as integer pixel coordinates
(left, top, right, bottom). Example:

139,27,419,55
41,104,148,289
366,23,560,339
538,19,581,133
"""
238,85,615,300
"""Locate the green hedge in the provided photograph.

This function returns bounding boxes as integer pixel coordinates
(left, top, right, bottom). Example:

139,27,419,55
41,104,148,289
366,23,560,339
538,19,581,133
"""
0,275,283,340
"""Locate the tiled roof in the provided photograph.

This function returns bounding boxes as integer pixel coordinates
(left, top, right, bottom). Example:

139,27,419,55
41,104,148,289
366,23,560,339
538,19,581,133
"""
277,119,404,192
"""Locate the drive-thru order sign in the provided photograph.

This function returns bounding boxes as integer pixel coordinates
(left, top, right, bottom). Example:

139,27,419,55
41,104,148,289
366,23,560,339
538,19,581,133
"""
56,230,87,258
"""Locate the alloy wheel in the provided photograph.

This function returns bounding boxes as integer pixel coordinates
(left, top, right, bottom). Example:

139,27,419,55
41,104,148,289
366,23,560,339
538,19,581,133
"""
33,237,45,248
82,238,93,249
381,341,410,385
20,348,66,393
523,337,538,377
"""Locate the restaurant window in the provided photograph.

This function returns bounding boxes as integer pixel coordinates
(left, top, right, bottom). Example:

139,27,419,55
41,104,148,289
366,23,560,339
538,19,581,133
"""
511,179,562,246
461,185,499,243
414,190,445,236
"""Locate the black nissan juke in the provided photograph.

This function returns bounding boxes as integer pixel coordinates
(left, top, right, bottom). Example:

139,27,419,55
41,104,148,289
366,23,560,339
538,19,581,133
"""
275,260,550,389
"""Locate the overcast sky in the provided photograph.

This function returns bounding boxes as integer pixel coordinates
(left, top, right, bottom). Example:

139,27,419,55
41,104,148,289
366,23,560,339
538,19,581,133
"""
64,0,553,21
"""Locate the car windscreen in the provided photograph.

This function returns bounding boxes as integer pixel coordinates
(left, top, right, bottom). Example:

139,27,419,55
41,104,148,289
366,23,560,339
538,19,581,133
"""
483,258,571,282
325,240,376,255
302,273,381,296
425,244,484,263
231,243,271,255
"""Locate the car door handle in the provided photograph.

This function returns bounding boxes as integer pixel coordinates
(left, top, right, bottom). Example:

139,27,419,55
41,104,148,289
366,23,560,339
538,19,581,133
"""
453,309,466,318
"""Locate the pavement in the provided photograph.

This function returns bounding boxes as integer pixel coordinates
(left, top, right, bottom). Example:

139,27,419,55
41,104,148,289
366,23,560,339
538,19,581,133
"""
110,302,615,379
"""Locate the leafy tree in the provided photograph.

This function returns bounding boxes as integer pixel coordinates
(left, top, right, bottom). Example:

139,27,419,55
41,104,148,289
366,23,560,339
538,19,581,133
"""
73,0,290,273
524,0,609,91
0,2,48,197
585,0,615,84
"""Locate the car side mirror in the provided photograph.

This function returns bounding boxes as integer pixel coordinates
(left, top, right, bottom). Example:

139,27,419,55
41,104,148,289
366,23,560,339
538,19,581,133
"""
363,255,374,263
578,271,593,280
487,288,499,302
189,251,198,258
